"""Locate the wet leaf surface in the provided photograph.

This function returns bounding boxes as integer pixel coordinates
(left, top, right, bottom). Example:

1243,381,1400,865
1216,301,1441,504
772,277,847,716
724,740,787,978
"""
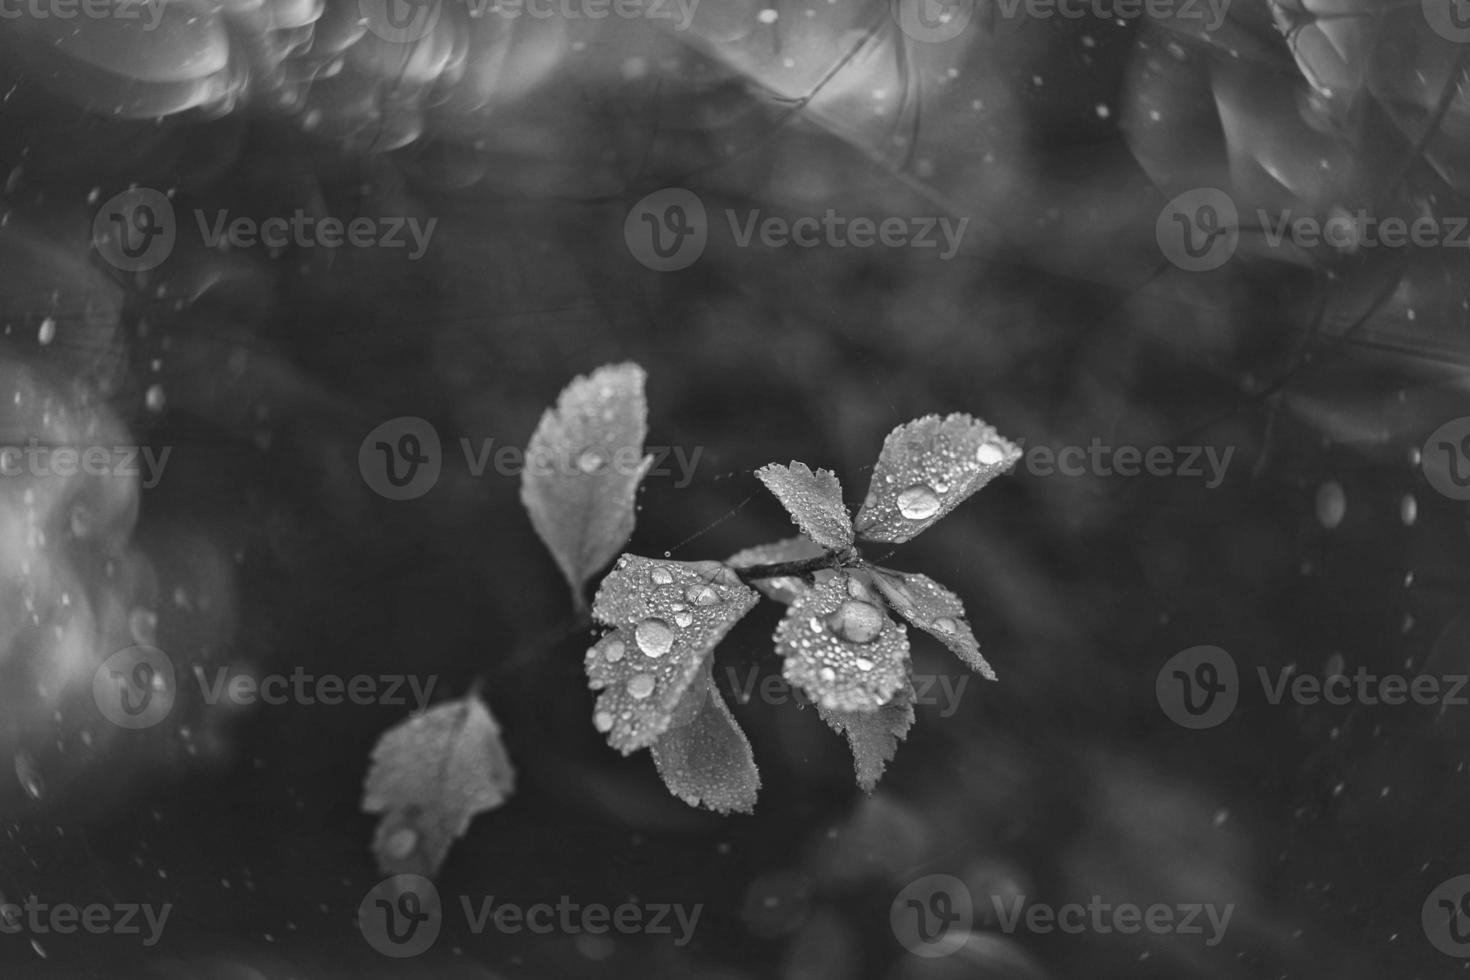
853,414,1022,544
755,461,853,551
362,695,515,877
520,363,653,610
775,572,910,712
588,555,758,753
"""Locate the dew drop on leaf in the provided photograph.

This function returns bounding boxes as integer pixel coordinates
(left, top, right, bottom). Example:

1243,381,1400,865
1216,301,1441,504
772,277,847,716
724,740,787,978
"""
828,599,885,644
673,610,694,628
577,450,606,473
635,618,675,657
896,485,941,520
651,567,675,586
594,710,614,732
688,585,719,606
627,673,657,699
602,639,625,663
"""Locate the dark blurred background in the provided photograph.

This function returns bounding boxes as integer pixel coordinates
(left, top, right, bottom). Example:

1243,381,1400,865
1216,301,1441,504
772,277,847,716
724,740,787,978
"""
1,0,1469,977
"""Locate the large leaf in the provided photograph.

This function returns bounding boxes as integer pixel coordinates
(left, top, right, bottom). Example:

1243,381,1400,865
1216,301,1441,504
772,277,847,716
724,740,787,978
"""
754,461,854,551
362,695,515,877
870,568,997,681
819,680,916,793
852,414,1021,544
774,572,910,712
520,363,653,610
650,669,760,814
587,556,758,753
725,535,830,604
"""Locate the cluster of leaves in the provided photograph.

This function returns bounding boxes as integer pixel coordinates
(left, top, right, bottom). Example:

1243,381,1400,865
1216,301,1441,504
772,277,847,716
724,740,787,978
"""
361,363,1021,876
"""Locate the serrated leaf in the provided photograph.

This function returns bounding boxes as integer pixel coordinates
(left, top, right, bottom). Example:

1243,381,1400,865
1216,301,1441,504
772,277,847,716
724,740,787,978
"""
774,572,910,712
587,556,759,753
852,414,1022,544
521,363,653,610
870,567,997,681
755,461,854,551
819,680,915,793
725,535,829,604
650,669,760,814
362,696,515,877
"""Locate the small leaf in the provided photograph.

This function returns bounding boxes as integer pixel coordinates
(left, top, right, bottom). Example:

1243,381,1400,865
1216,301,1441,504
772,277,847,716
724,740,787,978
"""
819,680,915,792
521,363,653,610
852,414,1021,544
725,535,829,604
362,695,515,877
774,572,910,712
870,568,996,680
587,556,759,754
650,669,760,814
754,461,854,551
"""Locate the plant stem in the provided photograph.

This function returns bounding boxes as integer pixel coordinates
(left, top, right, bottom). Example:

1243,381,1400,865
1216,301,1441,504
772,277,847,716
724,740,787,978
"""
731,551,850,585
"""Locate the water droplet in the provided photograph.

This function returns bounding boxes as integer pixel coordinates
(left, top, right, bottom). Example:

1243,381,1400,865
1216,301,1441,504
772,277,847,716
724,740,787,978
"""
1408,446,1422,466
896,485,941,521
673,609,693,628
603,639,625,663
854,657,874,672
1315,481,1346,529
36,317,55,346
828,599,885,644
818,666,836,682
145,384,166,413
14,752,43,800
846,578,870,600
977,442,1006,465
626,673,656,700
932,617,958,635
807,616,824,632
1400,493,1417,526
69,505,92,539
594,710,614,732
650,567,675,586
634,618,674,658
385,827,417,859
687,585,719,606
577,450,606,473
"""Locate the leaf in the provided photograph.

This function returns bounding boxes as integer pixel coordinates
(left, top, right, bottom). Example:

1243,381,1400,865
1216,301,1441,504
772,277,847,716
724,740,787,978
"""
852,414,1022,544
587,555,759,754
754,461,854,551
870,567,997,681
650,668,760,814
520,363,653,610
362,695,515,877
774,572,911,712
819,680,915,793
725,535,830,604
